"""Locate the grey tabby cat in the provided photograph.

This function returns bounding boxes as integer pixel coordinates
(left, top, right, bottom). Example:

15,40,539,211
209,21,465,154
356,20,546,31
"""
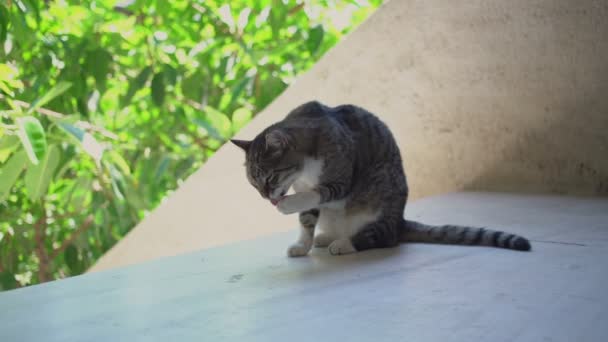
231,101,531,257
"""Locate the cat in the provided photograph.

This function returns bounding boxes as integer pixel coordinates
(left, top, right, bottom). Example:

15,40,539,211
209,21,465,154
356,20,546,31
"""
231,101,531,257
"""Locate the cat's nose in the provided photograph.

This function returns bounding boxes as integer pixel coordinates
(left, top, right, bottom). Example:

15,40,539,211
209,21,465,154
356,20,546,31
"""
259,188,269,199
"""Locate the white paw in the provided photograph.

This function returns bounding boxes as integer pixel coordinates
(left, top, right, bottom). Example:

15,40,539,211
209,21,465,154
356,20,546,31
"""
287,242,311,257
277,192,320,215
314,233,335,247
328,239,356,256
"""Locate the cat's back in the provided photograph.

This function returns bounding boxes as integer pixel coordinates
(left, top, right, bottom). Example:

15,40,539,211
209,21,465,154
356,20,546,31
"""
284,101,397,153
285,101,387,132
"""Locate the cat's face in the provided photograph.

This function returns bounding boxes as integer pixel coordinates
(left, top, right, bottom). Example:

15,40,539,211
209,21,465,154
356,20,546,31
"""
231,129,302,204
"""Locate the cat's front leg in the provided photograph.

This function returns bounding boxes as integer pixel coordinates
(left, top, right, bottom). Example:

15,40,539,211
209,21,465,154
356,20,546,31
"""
277,191,321,215
287,209,319,257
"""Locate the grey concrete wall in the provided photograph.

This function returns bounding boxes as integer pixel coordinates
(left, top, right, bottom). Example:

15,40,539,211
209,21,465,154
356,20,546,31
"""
91,0,608,271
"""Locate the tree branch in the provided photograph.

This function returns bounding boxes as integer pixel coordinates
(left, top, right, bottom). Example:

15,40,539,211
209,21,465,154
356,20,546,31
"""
288,3,305,16
34,201,50,283
0,94,118,140
50,214,95,261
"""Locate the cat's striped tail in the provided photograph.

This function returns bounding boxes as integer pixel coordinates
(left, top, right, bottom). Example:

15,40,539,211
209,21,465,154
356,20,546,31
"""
401,219,531,251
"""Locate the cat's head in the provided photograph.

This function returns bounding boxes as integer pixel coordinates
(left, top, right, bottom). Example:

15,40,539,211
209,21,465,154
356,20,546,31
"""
231,128,302,204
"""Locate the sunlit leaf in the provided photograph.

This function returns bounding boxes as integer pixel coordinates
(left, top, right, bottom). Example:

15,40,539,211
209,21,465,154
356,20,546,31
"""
0,135,20,163
106,150,131,175
204,106,232,139
231,107,252,134
57,121,105,164
16,116,47,165
219,76,251,111
22,0,41,24
193,118,223,141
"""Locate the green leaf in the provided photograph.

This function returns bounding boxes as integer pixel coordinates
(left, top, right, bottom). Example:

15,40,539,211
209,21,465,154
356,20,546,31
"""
64,244,83,273
57,121,85,141
154,155,170,181
16,116,47,165
106,150,131,175
123,178,146,211
27,81,72,115
193,118,223,141
0,135,20,163
0,271,18,291
259,75,287,108
53,144,76,180
66,176,92,211
219,76,250,111
269,3,286,39
0,150,27,202
307,25,324,55
84,48,113,89
151,72,165,107
57,121,105,163
231,107,252,134
22,0,41,24
204,106,232,139
0,4,8,44
8,9,28,45
24,144,60,201
122,66,153,106
181,72,204,101
163,64,178,85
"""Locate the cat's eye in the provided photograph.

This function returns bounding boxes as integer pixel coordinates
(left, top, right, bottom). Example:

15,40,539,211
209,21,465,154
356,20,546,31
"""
274,165,294,173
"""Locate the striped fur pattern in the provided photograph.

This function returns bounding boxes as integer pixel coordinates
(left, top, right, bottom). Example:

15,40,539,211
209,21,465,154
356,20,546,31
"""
231,101,531,256
403,220,531,251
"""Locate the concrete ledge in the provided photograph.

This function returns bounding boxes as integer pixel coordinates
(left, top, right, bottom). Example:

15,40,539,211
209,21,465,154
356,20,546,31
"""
3,193,608,341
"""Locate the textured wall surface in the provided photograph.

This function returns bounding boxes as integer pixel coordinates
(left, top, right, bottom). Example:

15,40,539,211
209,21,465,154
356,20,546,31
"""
91,0,608,271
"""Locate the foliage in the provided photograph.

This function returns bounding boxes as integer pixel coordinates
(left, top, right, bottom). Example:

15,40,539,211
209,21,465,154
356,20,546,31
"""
0,0,381,290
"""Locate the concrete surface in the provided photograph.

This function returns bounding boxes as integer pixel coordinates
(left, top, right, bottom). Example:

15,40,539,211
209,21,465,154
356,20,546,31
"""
3,193,608,341
91,0,608,271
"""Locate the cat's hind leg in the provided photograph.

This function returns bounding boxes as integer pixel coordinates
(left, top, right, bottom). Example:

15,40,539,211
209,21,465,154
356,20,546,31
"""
348,218,400,253
287,209,319,257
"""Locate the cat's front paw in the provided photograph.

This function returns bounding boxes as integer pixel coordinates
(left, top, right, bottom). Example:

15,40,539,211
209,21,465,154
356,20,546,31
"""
328,239,356,256
277,192,320,215
287,242,311,257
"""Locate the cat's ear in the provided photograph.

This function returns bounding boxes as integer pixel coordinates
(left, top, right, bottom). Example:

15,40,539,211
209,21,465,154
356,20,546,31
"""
265,129,291,151
230,139,252,152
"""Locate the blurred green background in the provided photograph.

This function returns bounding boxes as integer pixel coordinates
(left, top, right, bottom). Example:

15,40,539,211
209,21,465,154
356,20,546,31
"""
0,0,381,291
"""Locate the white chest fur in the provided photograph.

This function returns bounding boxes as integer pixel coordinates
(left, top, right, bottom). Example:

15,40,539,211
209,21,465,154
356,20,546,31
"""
291,158,380,238
292,158,324,193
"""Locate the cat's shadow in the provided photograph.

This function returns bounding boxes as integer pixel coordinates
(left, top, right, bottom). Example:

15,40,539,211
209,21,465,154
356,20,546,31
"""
275,245,408,283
